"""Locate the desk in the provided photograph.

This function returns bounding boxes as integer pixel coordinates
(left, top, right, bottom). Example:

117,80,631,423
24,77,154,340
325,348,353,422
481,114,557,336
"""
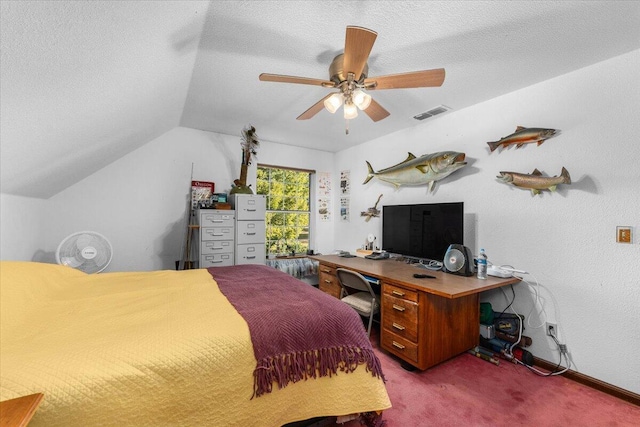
310,255,519,370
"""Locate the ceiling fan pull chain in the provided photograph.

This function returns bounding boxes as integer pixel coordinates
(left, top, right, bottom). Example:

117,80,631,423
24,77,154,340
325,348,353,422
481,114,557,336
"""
345,119,349,135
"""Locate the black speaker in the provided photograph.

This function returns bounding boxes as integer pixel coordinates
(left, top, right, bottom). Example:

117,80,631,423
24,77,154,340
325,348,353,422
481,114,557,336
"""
443,244,475,277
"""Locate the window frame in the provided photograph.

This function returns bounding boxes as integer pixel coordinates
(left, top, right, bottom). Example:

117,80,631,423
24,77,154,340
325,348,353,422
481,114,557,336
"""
257,164,314,257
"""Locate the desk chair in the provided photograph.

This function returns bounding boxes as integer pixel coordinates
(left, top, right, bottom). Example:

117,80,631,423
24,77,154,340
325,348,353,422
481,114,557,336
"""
336,268,380,337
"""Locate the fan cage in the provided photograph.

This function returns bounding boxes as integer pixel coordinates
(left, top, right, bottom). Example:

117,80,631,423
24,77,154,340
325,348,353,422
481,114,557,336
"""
444,248,465,272
56,231,113,274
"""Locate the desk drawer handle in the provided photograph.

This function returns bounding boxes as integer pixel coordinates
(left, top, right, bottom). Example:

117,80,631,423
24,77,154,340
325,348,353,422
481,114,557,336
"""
392,323,406,331
392,341,406,350
246,256,256,259
245,232,256,235
392,304,406,312
392,290,405,297
324,279,332,284
322,268,332,273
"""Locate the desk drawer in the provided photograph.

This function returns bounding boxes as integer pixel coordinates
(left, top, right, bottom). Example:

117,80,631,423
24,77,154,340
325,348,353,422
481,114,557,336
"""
318,264,337,277
382,294,419,341
319,270,340,299
381,331,419,364
383,283,418,303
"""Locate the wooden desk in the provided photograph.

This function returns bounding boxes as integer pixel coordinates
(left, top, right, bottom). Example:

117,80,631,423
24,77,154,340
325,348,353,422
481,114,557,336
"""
310,255,519,370
0,393,44,427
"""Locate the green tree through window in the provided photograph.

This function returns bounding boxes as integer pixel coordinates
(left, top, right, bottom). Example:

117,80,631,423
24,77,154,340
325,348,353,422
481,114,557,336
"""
257,166,311,256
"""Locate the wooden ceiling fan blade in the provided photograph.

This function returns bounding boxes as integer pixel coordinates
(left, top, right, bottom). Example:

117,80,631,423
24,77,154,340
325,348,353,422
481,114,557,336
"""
363,98,390,122
364,68,445,90
343,26,377,81
297,94,333,120
259,73,335,87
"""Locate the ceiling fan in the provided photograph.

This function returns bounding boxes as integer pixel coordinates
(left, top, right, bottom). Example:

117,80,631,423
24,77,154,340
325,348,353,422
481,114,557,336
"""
259,26,445,132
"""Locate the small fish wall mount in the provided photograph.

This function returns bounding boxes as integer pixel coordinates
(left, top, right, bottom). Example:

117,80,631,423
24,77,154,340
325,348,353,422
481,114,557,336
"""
497,167,571,196
487,126,558,152
363,151,467,192
361,194,383,222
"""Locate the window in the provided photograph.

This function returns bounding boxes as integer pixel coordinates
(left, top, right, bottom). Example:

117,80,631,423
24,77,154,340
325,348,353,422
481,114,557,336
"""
257,165,312,256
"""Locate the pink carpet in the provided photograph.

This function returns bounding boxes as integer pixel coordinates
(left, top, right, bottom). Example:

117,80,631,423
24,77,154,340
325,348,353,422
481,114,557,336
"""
335,326,640,426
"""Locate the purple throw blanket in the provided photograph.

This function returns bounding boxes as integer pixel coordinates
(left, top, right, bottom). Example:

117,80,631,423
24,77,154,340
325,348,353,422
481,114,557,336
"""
207,264,385,398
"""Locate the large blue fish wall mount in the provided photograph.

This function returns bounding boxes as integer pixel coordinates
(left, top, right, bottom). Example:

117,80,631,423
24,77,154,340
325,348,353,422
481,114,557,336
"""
363,151,467,192
497,167,571,196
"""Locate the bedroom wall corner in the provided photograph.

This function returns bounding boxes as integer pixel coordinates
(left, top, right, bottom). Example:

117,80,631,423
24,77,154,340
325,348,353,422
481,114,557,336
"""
0,193,49,262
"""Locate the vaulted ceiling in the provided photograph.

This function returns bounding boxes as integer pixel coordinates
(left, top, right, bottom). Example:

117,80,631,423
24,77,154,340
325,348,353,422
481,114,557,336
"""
2,1,639,198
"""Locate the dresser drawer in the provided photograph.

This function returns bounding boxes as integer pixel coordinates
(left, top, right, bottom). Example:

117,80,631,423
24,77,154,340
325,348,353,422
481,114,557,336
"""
200,252,234,267
381,331,419,364
383,283,418,302
236,244,266,264
201,240,233,255
236,220,266,244
200,211,235,227
201,226,234,241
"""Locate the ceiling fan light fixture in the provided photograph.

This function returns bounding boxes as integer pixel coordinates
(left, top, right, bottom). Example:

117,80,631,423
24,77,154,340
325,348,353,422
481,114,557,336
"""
324,93,343,114
343,102,358,120
352,89,372,110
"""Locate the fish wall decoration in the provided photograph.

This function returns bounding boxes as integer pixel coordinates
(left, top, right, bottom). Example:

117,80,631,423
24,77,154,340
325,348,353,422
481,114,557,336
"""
363,151,467,192
497,167,571,195
361,194,383,222
487,127,557,152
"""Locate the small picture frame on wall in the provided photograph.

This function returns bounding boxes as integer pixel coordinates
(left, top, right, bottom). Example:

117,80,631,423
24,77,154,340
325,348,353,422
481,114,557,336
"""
616,226,632,244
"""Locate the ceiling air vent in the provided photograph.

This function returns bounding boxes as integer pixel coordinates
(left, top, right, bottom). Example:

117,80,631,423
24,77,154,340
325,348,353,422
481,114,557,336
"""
413,105,451,121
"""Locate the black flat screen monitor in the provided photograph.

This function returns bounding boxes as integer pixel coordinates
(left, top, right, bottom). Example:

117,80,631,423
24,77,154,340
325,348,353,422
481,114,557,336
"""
382,202,464,262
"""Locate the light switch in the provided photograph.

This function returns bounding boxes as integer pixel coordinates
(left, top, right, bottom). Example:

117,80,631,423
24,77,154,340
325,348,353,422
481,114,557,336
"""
616,226,632,244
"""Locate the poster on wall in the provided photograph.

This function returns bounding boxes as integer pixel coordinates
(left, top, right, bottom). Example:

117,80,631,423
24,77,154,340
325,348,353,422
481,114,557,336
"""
340,170,350,195
340,197,350,222
318,198,331,222
317,172,332,222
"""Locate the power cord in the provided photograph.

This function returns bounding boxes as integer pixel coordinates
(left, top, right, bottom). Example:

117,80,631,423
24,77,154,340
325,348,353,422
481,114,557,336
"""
493,267,571,376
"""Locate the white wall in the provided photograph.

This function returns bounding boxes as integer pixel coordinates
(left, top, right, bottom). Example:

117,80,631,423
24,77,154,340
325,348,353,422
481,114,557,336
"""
334,50,640,394
22,127,336,272
0,194,48,261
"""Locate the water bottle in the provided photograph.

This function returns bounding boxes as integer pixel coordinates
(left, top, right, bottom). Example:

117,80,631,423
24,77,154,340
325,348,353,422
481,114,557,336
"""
477,248,488,280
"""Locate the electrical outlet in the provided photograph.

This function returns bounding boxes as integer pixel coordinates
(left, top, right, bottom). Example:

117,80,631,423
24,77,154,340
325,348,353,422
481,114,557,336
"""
546,322,557,337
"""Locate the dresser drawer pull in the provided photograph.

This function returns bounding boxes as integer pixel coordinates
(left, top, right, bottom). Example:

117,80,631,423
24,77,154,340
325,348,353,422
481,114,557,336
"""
324,279,332,284
392,341,406,350
212,220,224,223
392,304,406,312
392,323,406,331
246,209,257,212
246,256,256,259
322,268,332,273
392,290,405,297
245,232,256,235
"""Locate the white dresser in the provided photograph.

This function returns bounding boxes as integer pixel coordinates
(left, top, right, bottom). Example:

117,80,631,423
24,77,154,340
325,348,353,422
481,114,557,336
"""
198,209,235,267
231,194,266,265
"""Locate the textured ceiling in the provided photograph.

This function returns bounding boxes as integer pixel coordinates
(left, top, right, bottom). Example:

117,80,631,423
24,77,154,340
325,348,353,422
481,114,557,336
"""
1,1,639,198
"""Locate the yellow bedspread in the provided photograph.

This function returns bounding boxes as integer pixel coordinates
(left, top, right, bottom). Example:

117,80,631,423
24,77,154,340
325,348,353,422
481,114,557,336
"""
0,261,390,426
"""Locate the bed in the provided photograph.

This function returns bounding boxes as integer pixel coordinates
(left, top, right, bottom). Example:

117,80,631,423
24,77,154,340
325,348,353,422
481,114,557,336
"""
0,261,390,426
